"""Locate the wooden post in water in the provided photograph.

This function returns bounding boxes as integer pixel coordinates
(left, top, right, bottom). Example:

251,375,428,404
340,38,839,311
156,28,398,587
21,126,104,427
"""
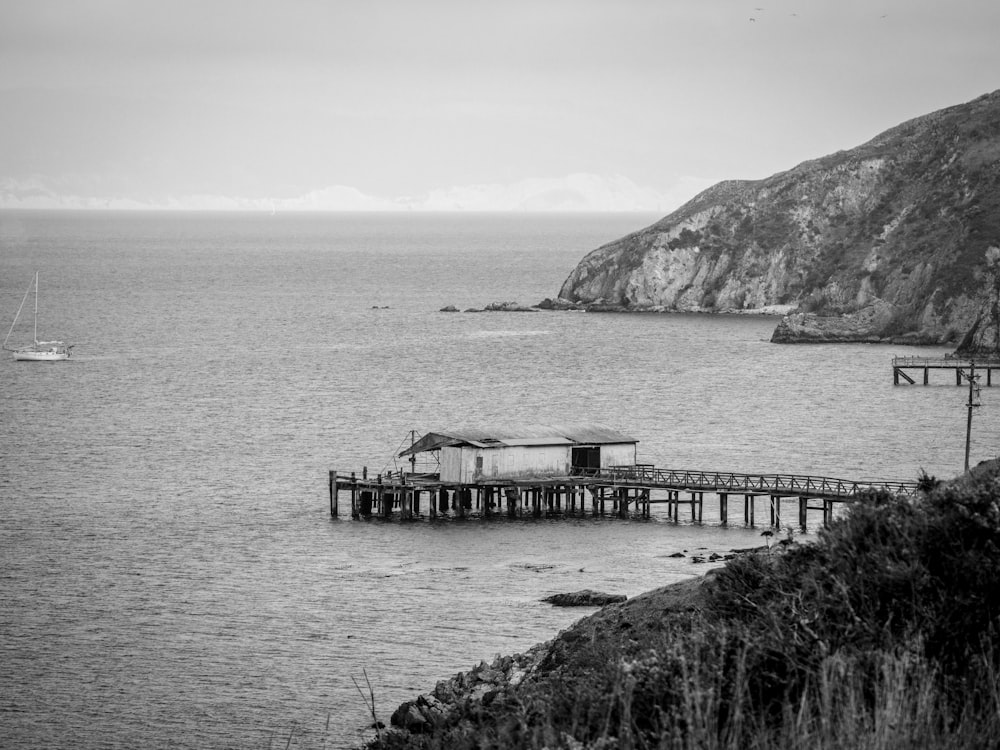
329,470,338,517
719,492,728,525
350,472,359,518
689,491,702,522
379,475,391,518
745,494,755,526
798,496,807,532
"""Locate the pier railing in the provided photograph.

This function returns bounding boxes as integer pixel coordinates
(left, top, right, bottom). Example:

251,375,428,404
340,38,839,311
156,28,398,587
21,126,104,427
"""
892,355,1000,367
599,465,919,499
892,355,999,385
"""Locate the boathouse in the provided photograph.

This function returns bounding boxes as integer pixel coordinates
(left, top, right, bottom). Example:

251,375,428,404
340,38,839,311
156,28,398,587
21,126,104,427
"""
398,424,639,483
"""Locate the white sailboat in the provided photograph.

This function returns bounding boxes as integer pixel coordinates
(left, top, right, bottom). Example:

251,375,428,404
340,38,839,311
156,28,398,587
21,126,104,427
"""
3,272,72,361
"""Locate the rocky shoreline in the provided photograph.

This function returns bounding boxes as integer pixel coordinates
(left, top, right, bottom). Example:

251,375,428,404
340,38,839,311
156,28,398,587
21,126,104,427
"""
439,298,794,316
436,298,969,347
380,575,711,739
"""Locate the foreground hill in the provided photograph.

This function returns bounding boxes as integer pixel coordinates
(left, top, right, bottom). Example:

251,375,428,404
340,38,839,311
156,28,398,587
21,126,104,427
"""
556,91,1000,352
367,460,1000,749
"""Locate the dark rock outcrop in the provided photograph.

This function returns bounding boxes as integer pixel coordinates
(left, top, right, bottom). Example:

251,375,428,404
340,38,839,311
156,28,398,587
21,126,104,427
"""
536,297,584,311
557,90,1000,351
482,301,537,312
447,300,540,313
541,589,627,607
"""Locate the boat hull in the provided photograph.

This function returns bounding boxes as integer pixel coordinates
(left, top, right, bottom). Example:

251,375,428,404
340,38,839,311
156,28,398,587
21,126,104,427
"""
12,348,71,361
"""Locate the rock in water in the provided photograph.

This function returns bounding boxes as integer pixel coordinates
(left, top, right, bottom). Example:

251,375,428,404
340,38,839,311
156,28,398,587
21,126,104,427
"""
542,590,627,607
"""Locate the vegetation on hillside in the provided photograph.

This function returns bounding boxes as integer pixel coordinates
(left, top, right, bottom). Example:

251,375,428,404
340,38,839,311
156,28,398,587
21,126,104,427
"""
367,460,1000,749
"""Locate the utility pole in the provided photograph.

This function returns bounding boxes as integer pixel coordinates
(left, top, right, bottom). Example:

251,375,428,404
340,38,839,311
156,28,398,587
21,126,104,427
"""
963,362,981,472
409,429,417,475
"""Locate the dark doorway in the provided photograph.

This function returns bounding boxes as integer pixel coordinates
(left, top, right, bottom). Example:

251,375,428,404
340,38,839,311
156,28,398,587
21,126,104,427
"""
571,446,601,475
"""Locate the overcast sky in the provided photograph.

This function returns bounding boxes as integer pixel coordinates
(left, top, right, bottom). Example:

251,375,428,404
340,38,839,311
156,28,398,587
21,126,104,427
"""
1,0,998,210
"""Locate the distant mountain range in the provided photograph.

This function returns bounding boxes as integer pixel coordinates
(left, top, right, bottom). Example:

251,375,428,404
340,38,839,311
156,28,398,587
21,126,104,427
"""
557,90,1000,354
0,173,705,213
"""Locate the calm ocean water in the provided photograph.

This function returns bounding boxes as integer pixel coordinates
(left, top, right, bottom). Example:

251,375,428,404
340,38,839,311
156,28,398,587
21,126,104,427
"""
2,210,996,749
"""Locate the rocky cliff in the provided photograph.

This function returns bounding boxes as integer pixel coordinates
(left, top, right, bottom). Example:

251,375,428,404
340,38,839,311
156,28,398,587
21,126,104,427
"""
557,91,1000,350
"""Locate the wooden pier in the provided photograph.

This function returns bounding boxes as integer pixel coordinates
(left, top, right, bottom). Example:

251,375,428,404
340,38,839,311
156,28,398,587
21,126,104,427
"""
328,465,919,532
892,356,1000,386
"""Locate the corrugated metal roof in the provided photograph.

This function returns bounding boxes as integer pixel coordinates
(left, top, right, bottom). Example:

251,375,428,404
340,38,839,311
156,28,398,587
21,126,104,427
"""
398,424,637,456
498,437,574,447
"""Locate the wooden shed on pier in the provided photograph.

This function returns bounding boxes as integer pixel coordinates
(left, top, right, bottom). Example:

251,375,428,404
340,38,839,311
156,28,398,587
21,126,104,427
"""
398,424,639,483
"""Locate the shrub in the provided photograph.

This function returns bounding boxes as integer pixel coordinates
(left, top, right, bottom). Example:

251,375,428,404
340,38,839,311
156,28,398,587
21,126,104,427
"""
702,464,1000,744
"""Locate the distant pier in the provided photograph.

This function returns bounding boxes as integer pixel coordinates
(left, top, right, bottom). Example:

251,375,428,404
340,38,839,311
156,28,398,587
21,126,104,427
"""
892,356,1000,386
328,465,920,532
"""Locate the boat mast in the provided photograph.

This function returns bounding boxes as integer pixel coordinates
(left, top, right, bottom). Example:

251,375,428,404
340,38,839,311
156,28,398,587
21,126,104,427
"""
33,272,39,345
3,275,34,351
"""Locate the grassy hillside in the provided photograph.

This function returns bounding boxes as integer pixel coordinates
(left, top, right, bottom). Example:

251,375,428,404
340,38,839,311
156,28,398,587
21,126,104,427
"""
367,460,1000,749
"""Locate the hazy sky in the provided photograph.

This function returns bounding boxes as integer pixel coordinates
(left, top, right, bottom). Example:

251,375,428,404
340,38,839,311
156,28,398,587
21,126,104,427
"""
1,0,998,210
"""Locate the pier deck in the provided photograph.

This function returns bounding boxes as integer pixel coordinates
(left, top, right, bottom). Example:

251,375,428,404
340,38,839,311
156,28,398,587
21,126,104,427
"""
328,465,920,532
892,356,1000,386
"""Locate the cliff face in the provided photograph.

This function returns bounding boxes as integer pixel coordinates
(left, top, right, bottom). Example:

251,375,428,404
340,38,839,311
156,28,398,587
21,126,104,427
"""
558,91,1000,349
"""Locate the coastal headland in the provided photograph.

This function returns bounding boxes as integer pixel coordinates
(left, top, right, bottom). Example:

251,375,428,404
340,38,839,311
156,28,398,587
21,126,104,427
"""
439,91,1000,357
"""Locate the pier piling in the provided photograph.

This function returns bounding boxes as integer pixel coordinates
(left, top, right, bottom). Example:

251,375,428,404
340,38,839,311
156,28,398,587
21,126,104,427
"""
327,466,919,532
328,470,338,517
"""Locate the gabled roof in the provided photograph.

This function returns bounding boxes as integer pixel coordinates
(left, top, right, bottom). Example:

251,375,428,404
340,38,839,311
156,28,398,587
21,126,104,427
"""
398,424,638,457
